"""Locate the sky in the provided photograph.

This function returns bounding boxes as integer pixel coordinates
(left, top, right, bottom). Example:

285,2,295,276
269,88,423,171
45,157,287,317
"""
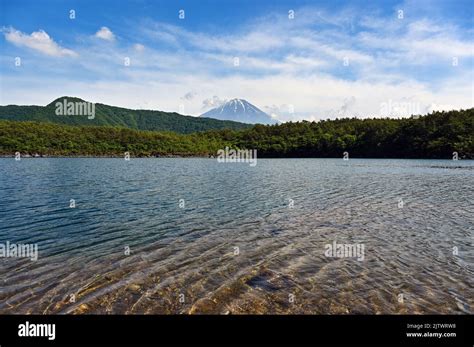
0,0,473,121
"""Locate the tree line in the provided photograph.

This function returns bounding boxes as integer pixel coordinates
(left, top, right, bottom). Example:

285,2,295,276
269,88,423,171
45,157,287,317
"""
0,108,472,159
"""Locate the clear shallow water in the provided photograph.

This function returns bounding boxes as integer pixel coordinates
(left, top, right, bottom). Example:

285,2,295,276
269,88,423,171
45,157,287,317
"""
0,158,472,314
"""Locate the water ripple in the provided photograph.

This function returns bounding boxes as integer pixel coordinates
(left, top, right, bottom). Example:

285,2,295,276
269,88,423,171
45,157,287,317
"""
0,158,472,314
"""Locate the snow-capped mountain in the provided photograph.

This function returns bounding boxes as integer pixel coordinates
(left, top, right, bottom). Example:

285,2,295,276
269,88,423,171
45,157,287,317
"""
200,99,278,125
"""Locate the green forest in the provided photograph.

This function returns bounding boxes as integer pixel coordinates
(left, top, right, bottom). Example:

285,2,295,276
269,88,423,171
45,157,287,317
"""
0,97,251,134
0,108,472,159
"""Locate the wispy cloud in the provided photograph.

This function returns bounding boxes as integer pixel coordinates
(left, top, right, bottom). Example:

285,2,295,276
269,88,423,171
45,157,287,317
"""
133,43,145,52
2,27,77,57
181,91,196,101
1,2,472,120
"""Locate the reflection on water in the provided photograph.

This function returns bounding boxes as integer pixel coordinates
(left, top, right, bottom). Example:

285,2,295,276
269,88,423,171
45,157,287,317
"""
0,158,472,314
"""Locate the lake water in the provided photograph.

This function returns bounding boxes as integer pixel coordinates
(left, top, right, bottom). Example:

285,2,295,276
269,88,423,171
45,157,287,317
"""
0,158,472,314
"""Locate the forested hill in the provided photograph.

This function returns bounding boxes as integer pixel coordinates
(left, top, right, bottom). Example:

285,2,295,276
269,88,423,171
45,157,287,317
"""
0,108,472,159
0,97,251,134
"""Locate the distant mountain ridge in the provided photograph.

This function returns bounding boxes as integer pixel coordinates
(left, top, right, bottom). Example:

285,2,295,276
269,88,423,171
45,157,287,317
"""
0,97,252,134
201,98,278,125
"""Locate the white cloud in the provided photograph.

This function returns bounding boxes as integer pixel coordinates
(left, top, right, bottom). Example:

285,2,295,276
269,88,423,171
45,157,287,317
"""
331,96,357,117
133,43,145,52
2,69,472,121
202,96,227,110
181,91,196,101
1,5,472,121
3,27,77,57
357,19,473,64
95,27,115,41
144,22,284,53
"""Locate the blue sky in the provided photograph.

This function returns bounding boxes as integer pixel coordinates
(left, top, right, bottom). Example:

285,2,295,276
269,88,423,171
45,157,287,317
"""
0,0,473,121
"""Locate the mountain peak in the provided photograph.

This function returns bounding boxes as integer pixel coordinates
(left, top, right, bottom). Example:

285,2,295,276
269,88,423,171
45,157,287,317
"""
201,98,278,125
47,96,88,107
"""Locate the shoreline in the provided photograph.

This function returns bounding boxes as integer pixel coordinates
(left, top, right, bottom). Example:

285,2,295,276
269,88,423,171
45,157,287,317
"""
0,153,212,159
1,154,473,160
